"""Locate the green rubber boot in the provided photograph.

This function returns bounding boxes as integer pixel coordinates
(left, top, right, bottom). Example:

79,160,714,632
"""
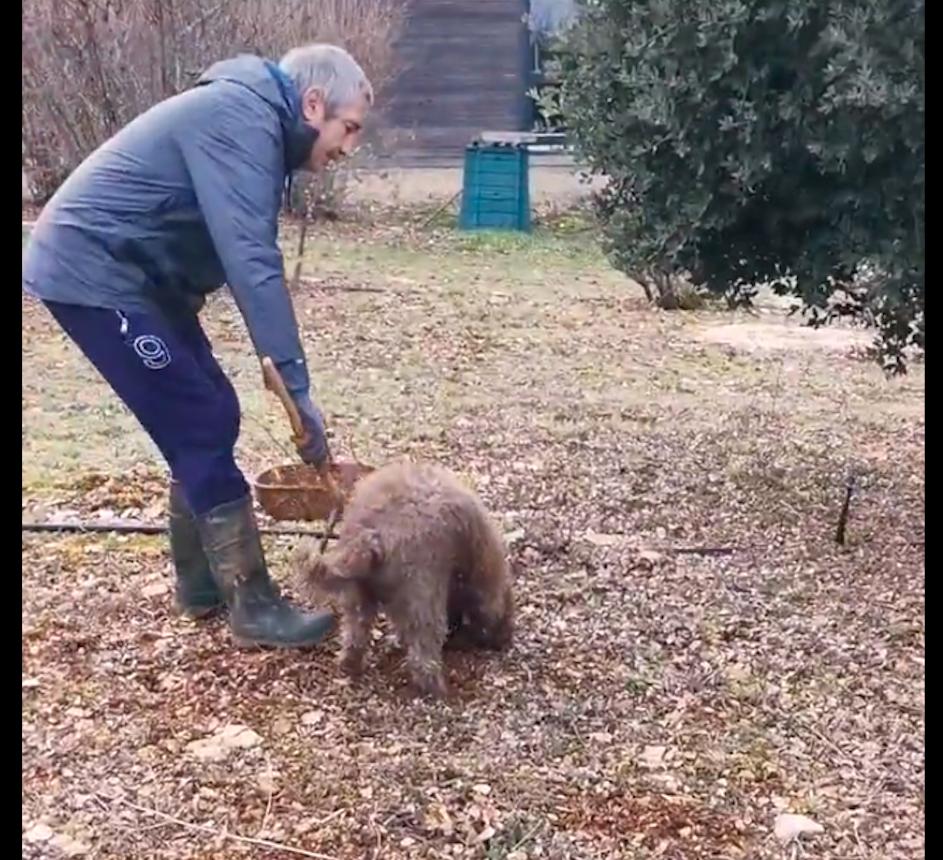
195,495,335,649
169,480,224,618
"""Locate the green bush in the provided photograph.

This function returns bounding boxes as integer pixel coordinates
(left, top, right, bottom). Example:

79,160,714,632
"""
558,0,924,372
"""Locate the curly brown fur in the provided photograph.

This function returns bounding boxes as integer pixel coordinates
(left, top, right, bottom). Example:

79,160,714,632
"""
292,460,513,698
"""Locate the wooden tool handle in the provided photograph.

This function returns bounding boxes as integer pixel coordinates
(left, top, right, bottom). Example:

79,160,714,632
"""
261,357,339,495
261,357,307,444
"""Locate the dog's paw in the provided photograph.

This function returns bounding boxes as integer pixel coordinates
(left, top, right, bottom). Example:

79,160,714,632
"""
338,650,365,678
410,671,448,700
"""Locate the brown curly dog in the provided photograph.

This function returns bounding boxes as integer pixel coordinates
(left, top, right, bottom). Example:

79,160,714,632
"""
292,460,513,698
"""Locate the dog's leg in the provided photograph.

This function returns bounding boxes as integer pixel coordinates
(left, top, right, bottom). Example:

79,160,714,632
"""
444,581,477,651
404,633,447,698
390,584,448,698
338,595,378,677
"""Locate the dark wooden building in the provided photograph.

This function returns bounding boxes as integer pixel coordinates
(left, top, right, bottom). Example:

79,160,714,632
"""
377,0,533,163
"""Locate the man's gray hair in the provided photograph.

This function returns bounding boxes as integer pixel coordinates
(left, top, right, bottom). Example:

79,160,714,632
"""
279,44,374,113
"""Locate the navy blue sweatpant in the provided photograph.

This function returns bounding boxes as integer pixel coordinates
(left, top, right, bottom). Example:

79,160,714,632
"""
43,300,249,515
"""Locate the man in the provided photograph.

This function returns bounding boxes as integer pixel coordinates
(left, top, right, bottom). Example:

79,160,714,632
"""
22,44,373,649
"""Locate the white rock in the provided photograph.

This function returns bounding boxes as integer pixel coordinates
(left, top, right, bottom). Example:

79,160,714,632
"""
49,833,91,856
476,826,496,843
640,745,668,768
583,530,626,547
24,823,54,843
142,581,170,598
186,724,262,761
218,724,262,749
504,528,526,545
256,769,278,794
185,738,228,762
300,710,323,726
774,813,824,842
472,783,492,795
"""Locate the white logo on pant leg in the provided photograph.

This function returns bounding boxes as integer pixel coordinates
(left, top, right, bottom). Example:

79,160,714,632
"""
133,335,172,370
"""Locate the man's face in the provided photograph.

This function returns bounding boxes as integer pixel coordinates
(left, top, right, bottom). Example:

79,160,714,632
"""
300,88,370,171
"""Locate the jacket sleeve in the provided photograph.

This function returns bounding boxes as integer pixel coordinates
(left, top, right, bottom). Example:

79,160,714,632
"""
176,85,310,394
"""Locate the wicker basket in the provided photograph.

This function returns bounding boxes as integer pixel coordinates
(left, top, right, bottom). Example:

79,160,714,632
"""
253,460,373,522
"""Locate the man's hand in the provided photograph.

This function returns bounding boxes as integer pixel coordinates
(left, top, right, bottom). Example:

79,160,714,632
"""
291,392,331,468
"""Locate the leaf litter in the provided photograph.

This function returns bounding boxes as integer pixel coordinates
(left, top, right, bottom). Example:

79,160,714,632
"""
23,215,923,859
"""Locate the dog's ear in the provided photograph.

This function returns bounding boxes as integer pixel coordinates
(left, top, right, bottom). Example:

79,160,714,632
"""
342,529,383,579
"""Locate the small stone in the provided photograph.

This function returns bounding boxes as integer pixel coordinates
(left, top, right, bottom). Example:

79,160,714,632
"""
476,826,496,843
472,783,492,795
400,836,416,847
300,710,323,726
22,677,40,689
50,833,91,856
272,718,292,736
142,582,170,598
186,738,227,762
256,770,278,794
774,813,824,842
504,528,526,545
185,724,262,762
24,823,54,843
725,663,751,683
583,530,625,547
640,744,668,768
637,549,664,566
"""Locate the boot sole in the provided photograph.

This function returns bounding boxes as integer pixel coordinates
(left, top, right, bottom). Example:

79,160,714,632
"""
231,632,335,650
175,601,226,620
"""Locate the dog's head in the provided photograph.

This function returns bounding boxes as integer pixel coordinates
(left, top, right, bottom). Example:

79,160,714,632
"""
472,581,514,651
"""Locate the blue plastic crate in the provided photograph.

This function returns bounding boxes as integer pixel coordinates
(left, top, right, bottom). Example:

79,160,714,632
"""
459,143,531,231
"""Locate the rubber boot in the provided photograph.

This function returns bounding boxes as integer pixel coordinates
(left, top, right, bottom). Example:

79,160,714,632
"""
169,480,224,618
195,494,335,648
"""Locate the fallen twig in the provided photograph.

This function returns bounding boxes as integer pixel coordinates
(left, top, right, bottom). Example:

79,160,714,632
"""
319,508,341,555
835,469,857,545
98,793,339,860
665,545,738,556
418,189,461,230
511,821,544,851
257,755,276,839
22,520,334,538
296,277,386,294
291,217,309,291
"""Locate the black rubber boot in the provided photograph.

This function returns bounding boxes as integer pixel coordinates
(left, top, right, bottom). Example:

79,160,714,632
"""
169,480,224,618
195,495,336,649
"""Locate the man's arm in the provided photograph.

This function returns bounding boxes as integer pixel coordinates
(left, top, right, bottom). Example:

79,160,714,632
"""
176,84,309,394
176,85,329,464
